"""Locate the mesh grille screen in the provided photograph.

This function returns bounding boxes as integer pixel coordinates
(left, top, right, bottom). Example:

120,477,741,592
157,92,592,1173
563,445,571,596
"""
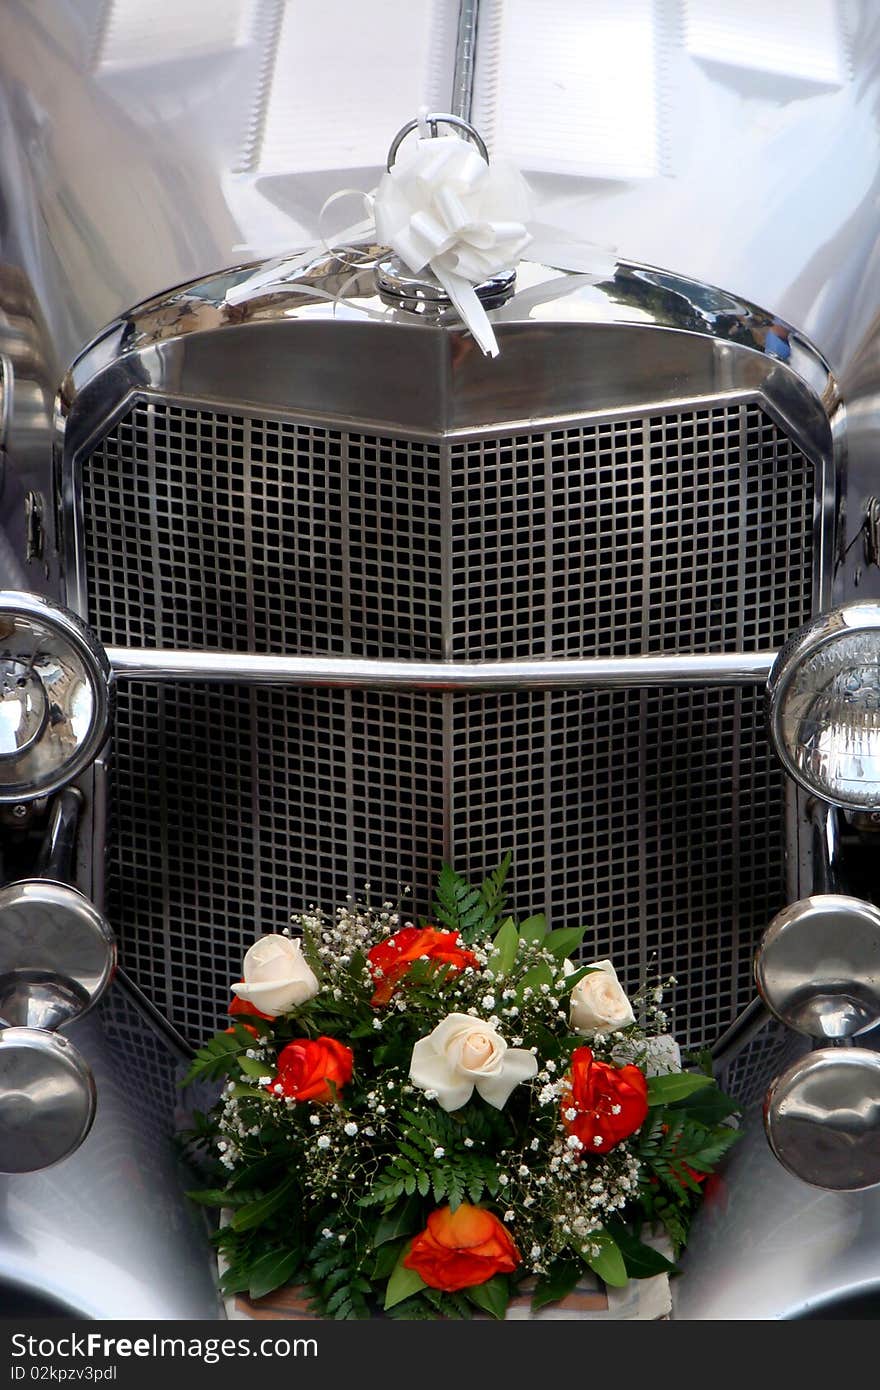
80,398,814,1052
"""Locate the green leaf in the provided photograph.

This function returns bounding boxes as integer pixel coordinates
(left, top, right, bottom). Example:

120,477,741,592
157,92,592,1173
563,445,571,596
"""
432,864,484,941
232,1174,297,1232
384,1245,427,1310
229,1082,271,1101
518,913,547,944
516,961,553,1002
185,1188,232,1207
298,921,324,980
466,1275,509,1320
478,852,512,933
669,1087,740,1125
181,1031,247,1086
686,1047,715,1078
647,1073,713,1106
372,1196,423,1248
584,1233,628,1288
562,965,599,992
543,927,587,961
371,1241,406,1281
238,1055,271,1081
231,1016,274,1038
487,918,519,978
605,1223,677,1280
217,1264,254,1296
247,1248,300,1301
531,1258,582,1311
681,1128,741,1170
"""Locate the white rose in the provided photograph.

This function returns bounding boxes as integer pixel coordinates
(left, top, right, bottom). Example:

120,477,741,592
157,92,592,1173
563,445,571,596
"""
231,935,319,1016
410,1013,538,1113
568,959,635,1038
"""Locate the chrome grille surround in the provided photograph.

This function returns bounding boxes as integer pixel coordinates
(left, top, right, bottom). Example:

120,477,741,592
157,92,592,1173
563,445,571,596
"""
59,253,838,1072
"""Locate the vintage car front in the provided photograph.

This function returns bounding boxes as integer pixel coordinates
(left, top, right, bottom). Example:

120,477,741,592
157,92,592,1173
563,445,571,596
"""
0,1,878,1320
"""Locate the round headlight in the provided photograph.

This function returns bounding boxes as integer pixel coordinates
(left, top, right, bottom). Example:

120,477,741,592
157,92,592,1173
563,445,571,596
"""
0,592,111,802
767,603,880,810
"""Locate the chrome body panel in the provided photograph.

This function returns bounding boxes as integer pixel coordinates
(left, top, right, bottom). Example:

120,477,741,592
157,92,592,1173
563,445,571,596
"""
105,647,779,689
676,1084,880,1320
0,1,874,389
58,250,834,1063
0,0,879,1323
0,1002,221,1319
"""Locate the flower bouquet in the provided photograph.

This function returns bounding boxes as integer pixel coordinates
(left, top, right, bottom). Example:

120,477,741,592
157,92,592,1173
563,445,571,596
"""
184,857,739,1319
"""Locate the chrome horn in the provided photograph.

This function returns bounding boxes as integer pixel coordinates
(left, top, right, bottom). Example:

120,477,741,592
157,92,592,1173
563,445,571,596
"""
757,895,880,1190
0,787,115,1173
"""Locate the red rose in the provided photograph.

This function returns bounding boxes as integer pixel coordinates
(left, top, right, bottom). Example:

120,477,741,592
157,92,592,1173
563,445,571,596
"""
404,1204,520,1292
367,926,478,1006
268,1037,354,1102
562,1047,648,1155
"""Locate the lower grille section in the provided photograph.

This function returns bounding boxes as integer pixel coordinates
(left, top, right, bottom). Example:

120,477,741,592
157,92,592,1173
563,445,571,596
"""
80,396,815,1052
111,681,785,1049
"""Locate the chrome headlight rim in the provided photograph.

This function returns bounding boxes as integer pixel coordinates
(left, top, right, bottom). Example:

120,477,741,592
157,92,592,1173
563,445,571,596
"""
0,591,111,803
767,601,880,811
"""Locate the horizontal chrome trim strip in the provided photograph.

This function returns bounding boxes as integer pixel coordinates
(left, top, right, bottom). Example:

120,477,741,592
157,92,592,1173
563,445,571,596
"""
106,648,777,689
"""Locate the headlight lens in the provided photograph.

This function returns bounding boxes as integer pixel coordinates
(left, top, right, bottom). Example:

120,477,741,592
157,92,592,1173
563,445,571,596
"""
768,603,880,809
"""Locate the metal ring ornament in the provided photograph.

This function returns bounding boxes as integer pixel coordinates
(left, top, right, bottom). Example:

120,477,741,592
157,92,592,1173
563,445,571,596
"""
0,592,111,802
767,601,880,810
386,112,489,171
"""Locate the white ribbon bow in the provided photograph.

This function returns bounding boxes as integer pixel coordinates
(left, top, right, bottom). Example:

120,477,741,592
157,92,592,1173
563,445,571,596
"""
225,125,618,357
373,132,533,357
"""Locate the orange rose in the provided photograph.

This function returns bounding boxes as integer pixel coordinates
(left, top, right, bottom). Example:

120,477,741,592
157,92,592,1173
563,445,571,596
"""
225,1023,258,1038
404,1204,520,1292
225,987,272,1037
229,989,273,1022
268,1037,354,1102
562,1046,648,1155
368,926,478,1006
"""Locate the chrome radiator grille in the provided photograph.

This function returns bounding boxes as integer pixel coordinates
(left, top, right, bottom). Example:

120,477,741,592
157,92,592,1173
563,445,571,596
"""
79,398,814,1050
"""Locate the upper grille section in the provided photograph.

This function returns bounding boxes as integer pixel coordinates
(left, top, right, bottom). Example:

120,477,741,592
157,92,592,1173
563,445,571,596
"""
82,399,812,661
79,395,815,1051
